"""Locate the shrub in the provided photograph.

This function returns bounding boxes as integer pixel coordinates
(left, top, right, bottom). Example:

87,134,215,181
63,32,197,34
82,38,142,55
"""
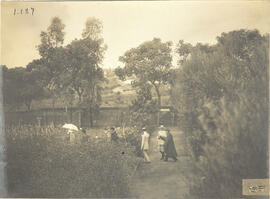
172,29,268,198
4,126,140,198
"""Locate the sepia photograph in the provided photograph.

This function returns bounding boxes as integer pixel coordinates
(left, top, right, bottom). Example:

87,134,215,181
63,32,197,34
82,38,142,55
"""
0,1,269,198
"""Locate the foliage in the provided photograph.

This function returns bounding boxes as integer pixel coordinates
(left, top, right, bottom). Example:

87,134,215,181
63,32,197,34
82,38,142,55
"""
79,18,107,126
2,66,45,111
25,17,107,127
82,17,103,41
5,125,140,198
114,125,155,157
172,29,268,198
115,38,173,125
38,17,65,57
25,17,67,112
120,126,144,157
59,38,106,105
129,85,159,129
37,17,66,88
112,82,158,142
108,86,158,157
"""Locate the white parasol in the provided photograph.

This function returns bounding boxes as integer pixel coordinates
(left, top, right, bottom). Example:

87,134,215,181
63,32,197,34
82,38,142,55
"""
62,123,79,132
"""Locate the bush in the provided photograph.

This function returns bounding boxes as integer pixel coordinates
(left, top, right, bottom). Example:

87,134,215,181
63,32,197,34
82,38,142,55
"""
172,29,268,198
186,96,268,198
4,126,140,198
114,124,156,157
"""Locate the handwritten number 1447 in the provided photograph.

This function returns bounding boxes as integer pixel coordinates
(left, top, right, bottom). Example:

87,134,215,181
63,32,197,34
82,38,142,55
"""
14,8,35,16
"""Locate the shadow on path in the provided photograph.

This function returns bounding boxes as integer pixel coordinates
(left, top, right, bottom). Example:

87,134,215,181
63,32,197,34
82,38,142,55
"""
131,128,190,199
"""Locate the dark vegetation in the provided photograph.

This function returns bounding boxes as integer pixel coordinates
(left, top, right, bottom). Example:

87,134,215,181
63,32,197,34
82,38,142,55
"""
5,126,140,197
171,29,269,198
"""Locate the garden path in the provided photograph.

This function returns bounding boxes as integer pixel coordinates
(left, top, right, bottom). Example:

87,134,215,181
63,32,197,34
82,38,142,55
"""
131,128,190,199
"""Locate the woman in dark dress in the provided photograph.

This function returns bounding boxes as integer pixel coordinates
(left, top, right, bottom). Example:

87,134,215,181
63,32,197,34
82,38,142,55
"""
160,129,178,162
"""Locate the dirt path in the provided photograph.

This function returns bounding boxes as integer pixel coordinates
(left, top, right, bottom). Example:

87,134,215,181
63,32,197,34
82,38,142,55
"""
130,128,190,199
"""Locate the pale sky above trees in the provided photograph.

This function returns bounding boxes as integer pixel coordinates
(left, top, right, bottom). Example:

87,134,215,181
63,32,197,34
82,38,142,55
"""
1,1,269,69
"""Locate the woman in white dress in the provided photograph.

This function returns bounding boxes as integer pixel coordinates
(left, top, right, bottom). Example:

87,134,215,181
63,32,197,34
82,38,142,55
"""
157,125,167,160
141,127,151,163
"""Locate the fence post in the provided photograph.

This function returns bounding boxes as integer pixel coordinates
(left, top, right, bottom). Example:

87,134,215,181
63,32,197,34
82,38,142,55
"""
69,108,73,123
78,109,82,128
172,112,175,126
44,111,47,126
37,117,42,127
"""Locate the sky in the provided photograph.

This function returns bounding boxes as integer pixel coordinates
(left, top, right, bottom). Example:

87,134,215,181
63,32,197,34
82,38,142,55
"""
1,1,270,69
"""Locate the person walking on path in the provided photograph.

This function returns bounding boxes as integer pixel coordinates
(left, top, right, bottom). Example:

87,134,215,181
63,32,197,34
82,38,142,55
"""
157,125,167,160
110,127,119,143
141,127,151,163
160,129,178,162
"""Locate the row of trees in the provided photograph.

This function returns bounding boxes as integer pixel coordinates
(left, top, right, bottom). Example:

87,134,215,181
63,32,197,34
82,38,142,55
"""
3,17,107,126
3,21,174,126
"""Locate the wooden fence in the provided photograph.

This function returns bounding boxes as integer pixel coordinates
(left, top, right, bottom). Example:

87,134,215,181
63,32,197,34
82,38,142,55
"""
4,106,177,128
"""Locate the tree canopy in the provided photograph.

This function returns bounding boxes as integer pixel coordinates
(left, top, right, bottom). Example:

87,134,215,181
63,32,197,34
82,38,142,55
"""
115,38,173,125
4,16,107,127
3,66,45,111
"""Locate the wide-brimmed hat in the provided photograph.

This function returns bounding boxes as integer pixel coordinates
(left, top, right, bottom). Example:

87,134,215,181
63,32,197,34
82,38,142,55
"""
158,125,166,130
142,127,147,130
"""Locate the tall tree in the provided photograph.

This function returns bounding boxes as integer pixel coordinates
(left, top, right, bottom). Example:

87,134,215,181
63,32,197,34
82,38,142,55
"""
82,18,107,127
115,38,173,125
60,38,105,103
36,17,66,108
38,17,65,57
58,17,106,127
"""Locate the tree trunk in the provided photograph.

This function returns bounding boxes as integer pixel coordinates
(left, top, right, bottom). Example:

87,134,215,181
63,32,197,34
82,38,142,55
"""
26,101,31,111
69,108,73,123
76,92,83,127
78,93,82,105
89,107,93,128
78,109,82,128
172,112,175,126
44,111,48,126
52,97,55,126
153,84,161,126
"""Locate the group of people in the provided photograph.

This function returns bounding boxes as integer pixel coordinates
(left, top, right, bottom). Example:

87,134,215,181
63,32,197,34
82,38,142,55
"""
67,126,119,143
141,125,178,163
66,124,177,163
104,127,119,142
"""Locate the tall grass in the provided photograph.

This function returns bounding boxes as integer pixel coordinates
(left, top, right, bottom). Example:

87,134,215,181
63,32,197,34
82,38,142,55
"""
4,125,140,198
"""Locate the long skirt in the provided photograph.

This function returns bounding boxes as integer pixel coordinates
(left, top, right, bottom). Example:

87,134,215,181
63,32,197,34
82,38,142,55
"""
158,144,165,152
143,150,151,162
